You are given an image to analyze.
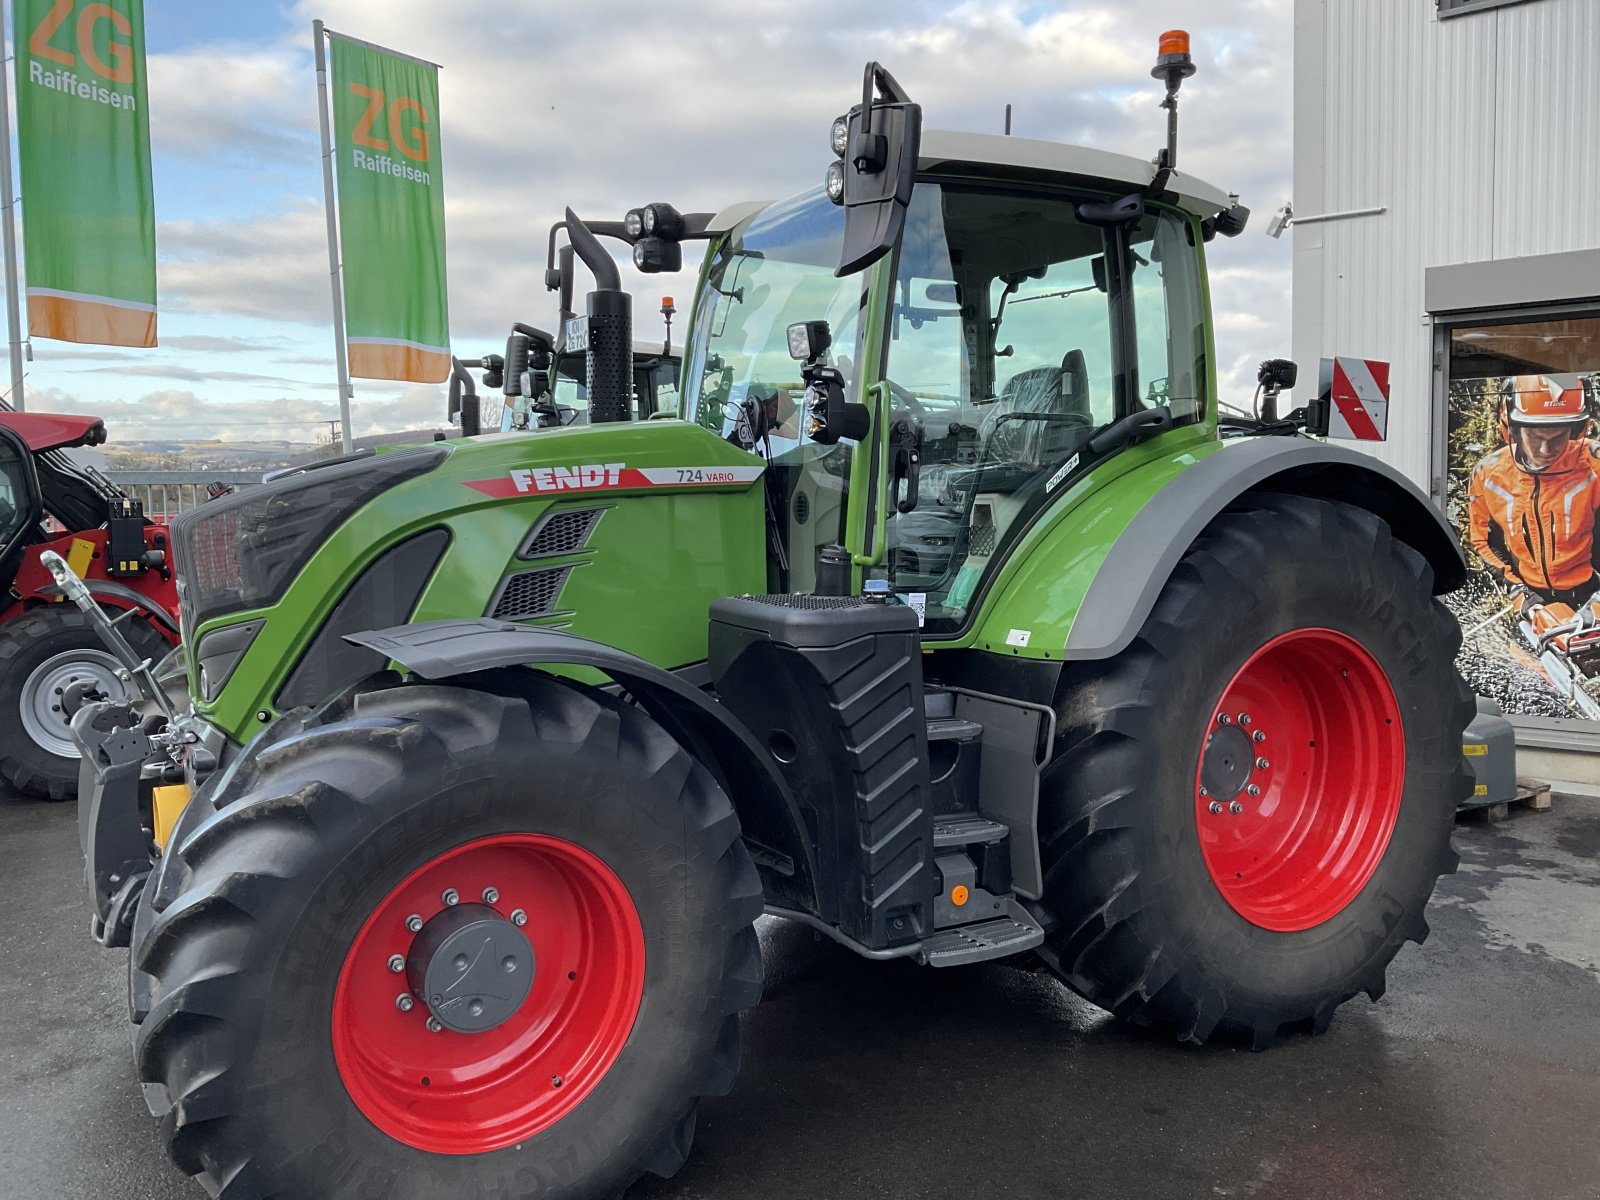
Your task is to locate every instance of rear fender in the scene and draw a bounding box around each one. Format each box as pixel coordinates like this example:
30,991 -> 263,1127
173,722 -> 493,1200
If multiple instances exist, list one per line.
972,437 -> 1464,665
345,619 -> 820,912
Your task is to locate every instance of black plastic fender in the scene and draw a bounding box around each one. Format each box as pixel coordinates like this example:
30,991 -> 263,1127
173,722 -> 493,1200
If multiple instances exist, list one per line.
1063,437 -> 1466,662
346,619 -> 820,911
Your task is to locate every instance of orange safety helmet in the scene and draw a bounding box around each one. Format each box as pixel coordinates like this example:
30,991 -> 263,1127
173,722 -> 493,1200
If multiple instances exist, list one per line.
1499,374 -> 1590,442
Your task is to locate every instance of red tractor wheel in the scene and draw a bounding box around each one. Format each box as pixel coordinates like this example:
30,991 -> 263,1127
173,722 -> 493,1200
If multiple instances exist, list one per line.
1038,494 -> 1472,1046
131,674 -> 763,1198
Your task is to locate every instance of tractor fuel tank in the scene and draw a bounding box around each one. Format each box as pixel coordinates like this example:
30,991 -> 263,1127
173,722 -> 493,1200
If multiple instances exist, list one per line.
709,594 -> 933,949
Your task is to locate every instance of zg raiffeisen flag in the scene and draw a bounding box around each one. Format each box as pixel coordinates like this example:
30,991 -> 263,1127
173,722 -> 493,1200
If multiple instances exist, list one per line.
329,34 -> 449,382
14,0 -> 156,346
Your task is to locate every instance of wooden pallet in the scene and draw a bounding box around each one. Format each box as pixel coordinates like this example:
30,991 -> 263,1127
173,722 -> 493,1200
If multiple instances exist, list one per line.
1456,777 -> 1553,824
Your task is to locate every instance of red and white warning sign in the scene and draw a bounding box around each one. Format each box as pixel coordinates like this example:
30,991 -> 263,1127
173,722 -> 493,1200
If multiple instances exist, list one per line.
1319,356 -> 1390,441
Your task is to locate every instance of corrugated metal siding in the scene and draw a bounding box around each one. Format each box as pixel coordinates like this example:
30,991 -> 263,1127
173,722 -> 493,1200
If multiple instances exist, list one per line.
1293,0 -> 1600,489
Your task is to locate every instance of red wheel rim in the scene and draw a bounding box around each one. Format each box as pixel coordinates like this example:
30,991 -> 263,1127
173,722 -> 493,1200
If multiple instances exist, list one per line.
1193,628 -> 1405,932
332,834 -> 645,1154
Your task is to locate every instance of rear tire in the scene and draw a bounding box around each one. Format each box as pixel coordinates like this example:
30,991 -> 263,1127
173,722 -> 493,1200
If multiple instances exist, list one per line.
0,607 -> 169,800
131,673 -> 763,1198
1037,494 -> 1473,1046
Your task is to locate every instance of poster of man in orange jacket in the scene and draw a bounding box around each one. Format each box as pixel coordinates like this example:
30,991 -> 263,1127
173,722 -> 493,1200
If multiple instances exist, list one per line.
1466,375 -> 1600,623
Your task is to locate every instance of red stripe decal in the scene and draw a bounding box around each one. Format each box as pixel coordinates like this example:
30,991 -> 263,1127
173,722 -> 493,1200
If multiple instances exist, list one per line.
1331,360 -> 1384,441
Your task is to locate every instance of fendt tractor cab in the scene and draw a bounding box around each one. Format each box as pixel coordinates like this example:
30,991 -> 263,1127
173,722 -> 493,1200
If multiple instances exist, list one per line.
0,408 -> 178,799
63,43 -> 1470,1200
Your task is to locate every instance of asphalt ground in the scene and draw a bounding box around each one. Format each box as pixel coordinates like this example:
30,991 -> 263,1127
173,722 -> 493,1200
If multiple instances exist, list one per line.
2,787 -> 1597,1200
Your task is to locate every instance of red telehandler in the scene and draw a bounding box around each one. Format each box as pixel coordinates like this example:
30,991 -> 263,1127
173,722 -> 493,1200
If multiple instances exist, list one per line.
0,407 -> 179,798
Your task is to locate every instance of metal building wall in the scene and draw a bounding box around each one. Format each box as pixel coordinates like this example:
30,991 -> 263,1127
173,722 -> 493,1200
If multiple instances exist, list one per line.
1292,0 -> 1600,490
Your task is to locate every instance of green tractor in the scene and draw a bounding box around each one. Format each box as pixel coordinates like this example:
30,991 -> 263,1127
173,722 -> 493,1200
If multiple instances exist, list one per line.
66,47 -> 1469,1200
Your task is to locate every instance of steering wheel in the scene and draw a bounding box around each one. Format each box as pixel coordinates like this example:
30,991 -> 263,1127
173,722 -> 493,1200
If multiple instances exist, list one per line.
886,379 -> 930,421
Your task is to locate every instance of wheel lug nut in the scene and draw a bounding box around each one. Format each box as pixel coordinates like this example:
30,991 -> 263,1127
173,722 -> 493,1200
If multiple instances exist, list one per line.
395,994 -> 414,1012
1247,784 -> 1262,797
482,887 -> 499,905
1198,786 -> 1209,797
1256,757 -> 1270,770
510,909 -> 527,926
426,1017 -> 443,1034
1229,801 -> 1244,815
387,954 -> 404,973
441,888 -> 459,907
405,914 -> 423,933
1252,730 -> 1266,743
1217,713 -> 1231,725
1237,713 -> 1252,726
1208,800 -> 1224,815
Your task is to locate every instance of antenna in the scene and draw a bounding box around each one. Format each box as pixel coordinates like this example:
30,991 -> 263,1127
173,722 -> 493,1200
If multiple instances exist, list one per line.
1004,103 -> 1012,136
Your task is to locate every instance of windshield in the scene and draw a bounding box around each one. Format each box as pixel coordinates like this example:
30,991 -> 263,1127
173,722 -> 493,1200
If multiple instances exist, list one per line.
682,189 -> 872,590
885,181 -> 1207,633
0,435 -> 32,554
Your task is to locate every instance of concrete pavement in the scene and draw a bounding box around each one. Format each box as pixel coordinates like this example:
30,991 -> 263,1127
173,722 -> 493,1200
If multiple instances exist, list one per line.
3,788 -> 1597,1200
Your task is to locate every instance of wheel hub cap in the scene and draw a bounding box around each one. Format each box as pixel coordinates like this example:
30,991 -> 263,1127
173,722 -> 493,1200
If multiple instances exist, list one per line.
19,650 -> 128,760
406,903 -> 535,1034
1199,723 -> 1254,801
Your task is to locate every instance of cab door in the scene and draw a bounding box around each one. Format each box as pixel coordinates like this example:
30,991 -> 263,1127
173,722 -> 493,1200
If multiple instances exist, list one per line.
0,426 -> 43,586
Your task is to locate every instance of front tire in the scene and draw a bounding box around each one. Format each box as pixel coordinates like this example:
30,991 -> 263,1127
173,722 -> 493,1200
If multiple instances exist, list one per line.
1037,494 -> 1473,1046
0,607 -> 169,800
132,673 -> 763,1198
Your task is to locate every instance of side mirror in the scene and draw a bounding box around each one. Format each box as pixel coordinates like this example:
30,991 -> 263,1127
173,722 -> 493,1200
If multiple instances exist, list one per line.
827,62 -> 921,278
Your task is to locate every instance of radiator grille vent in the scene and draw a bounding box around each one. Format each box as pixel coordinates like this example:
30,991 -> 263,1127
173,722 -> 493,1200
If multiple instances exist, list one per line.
489,566 -> 572,620
520,509 -> 603,559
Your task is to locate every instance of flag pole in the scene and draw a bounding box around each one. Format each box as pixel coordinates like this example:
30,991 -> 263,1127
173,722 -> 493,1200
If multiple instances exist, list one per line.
313,19 -> 354,454
0,1 -> 28,412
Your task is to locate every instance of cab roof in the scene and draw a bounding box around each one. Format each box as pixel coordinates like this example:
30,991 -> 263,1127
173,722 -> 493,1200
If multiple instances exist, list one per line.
708,129 -> 1235,233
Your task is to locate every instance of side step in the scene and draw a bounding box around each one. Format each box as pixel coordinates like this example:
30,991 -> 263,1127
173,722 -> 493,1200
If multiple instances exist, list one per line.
932,814 -> 1009,848
918,910 -> 1044,968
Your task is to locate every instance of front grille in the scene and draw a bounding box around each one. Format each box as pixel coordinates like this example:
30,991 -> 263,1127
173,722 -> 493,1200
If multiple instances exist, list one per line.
520,509 -> 603,559
489,566 -> 572,620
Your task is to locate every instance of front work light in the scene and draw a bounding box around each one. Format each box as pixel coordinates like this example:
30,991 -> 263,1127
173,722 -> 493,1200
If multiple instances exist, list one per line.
633,237 -> 682,273
787,320 -> 831,362
830,116 -> 849,157
825,159 -> 846,204
624,208 -> 645,239
640,203 -> 684,240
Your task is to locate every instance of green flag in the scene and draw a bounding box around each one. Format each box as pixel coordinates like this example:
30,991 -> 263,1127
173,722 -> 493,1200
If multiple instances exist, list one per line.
13,0 -> 156,346
328,33 -> 449,383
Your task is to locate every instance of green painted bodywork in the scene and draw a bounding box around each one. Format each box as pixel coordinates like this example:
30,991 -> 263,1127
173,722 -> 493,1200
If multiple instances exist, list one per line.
933,424 -> 1223,659
191,421 -> 766,743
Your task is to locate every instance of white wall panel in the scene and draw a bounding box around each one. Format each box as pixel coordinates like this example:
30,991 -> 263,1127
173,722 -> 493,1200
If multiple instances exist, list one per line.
1293,0 -> 1600,491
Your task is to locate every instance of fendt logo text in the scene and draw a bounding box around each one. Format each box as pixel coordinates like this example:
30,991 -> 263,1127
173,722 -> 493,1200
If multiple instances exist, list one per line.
511,464 -> 626,493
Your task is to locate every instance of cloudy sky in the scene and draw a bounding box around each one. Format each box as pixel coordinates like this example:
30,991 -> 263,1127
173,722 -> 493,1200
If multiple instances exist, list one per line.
3,0 -> 1294,444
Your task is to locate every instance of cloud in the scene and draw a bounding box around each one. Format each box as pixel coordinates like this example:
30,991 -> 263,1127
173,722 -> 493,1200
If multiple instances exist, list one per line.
20,383 -> 450,445
76,364 -> 316,386
160,335 -> 290,354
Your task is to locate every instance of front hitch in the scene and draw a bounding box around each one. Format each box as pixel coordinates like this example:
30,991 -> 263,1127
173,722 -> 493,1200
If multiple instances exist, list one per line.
72,700 -> 156,948
39,550 -> 178,947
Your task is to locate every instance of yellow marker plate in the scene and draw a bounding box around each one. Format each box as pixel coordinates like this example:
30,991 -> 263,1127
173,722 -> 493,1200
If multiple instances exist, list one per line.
152,784 -> 192,851
1462,743 -> 1488,757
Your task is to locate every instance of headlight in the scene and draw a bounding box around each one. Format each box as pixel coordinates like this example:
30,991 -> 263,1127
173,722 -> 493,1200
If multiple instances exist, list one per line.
624,208 -> 645,239
825,160 -> 846,204
171,446 -> 446,632
830,116 -> 849,157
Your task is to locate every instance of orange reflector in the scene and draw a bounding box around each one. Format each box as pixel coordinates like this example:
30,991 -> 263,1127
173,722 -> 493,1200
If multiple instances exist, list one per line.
1159,29 -> 1190,56
951,885 -> 970,907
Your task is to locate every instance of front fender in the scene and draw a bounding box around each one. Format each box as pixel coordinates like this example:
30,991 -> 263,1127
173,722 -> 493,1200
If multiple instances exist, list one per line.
970,436 -> 1464,664
347,619 -> 820,913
